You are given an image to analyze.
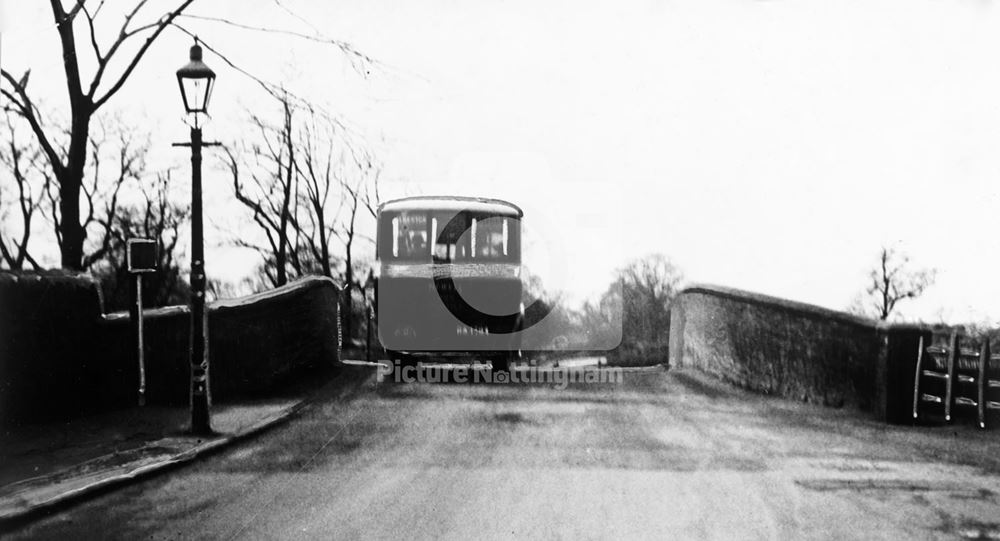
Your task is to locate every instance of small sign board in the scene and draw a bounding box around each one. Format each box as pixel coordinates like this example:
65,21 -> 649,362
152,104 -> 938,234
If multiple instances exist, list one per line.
127,239 -> 157,274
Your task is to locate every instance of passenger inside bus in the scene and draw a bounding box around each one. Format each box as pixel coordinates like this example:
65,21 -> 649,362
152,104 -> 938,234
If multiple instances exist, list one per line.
409,231 -> 427,255
394,220 -> 429,259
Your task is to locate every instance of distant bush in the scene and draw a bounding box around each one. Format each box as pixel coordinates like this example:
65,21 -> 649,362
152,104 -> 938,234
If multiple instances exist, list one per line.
606,342 -> 669,367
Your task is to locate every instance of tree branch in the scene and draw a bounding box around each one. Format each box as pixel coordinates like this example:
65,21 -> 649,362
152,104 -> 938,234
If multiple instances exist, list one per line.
176,13 -> 379,71
81,1 -> 105,65
93,0 -> 196,110
1,71 -> 65,175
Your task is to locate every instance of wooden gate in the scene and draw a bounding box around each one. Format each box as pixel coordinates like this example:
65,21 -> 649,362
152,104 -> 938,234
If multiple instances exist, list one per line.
913,330 -> 1000,429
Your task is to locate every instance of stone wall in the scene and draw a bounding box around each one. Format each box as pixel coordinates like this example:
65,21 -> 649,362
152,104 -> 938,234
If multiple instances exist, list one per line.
99,276 -> 342,405
0,272 -> 105,422
1,272 -> 341,423
669,284 -> 928,419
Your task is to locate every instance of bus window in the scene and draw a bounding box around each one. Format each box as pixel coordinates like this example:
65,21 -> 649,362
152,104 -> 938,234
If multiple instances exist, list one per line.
396,212 -> 428,259
475,216 -> 507,259
432,213 -> 470,262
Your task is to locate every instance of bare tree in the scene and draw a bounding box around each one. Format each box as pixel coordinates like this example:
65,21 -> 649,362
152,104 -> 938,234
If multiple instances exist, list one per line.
580,285 -> 622,349
285,100 -> 382,296
295,111 -> 337,279
0,111 -> 48,270
330,146 -> 380,343
519,270 -> 579,349
226,94 -> 305,287
287,114 -> 380,343
94,171 -> 191,310
0,1 -> 374,270
0,108 -> 141,271
227,92 -> 302,287
226,92 -> 380,341
77,119 -> 146,270
1,1 -> 195,269
864,246 -> 936,321
617,254 -> 683,344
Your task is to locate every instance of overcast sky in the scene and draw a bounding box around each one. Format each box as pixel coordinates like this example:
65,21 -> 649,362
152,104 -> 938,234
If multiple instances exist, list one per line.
3,0 -> 1000,323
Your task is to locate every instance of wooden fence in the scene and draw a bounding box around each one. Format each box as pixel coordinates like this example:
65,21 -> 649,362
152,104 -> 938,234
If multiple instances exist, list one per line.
913,330 -> 1000,429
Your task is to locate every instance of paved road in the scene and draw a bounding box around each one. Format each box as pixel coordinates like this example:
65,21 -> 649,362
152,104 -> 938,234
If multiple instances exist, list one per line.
9,366 -> 1000,540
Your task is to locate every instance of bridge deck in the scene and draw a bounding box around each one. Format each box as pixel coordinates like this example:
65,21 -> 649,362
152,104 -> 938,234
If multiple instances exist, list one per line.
9,366 -> 1000,539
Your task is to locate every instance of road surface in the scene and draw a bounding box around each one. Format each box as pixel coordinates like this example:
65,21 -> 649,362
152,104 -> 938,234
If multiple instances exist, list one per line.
8,366 -> 1000,540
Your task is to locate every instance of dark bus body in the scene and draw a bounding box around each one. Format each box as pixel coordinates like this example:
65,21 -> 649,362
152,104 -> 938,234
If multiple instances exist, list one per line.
376,196 -> 523,371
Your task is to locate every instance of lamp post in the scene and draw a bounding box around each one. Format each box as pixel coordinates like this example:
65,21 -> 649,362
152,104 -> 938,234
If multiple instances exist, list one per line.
175,38 -> 217,435
364,269 -> 376,363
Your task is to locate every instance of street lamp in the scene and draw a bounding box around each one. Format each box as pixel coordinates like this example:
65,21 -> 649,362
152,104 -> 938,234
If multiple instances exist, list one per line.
175,38 -> 217,435
176,38 -> 215,123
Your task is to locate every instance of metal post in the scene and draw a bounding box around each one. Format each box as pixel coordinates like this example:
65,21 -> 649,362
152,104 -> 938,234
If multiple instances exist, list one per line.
912,335 -> 924,422
366,298 -> 373,363
979,342 -> 989,430
136,273 -> 146,406
365,269 -> 375,363
944,331 -> 958,423
189,126 -> 211,434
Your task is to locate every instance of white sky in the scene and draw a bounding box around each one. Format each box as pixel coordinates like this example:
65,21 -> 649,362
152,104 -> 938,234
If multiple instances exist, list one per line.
2,0 -> 1000,323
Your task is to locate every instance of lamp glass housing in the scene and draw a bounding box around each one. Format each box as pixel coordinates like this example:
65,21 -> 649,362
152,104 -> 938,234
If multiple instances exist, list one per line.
176,42 -> 216,116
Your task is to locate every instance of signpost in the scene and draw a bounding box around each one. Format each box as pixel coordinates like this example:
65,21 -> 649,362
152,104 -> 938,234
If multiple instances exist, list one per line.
365,269 -> 376,363
127,238 -> 157,406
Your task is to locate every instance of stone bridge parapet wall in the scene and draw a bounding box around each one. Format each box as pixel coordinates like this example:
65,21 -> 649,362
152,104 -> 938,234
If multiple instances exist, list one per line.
669,284 -> 926,422
1,272 -> 341,424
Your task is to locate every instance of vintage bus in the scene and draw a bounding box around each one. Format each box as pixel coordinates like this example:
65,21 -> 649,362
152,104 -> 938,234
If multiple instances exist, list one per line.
375,196 -> 524,372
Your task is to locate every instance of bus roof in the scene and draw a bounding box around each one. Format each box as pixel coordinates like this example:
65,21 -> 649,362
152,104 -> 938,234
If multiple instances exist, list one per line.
378,196 -> 523,218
